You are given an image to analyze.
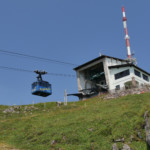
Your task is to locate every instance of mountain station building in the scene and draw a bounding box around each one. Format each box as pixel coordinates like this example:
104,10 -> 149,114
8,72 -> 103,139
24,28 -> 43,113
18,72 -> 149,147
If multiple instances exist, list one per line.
68,55 -> 150,100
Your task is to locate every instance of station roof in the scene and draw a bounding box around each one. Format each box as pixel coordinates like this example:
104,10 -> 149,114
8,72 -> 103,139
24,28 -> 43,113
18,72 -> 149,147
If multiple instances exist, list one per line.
74,55 -> 128,70
109,64 -> 150,76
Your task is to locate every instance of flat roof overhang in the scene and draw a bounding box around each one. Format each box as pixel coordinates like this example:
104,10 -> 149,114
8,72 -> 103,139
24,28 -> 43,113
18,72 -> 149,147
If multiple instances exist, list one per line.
74,55 -> 128,71
109,64 -> 150,76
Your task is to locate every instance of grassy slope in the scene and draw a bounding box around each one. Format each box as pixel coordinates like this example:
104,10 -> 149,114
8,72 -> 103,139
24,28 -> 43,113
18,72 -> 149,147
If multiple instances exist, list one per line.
0,93 -> 150,150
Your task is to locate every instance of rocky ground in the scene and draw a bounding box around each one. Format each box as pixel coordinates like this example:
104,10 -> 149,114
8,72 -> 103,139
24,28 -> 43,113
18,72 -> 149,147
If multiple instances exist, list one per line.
104,85 -> 150,100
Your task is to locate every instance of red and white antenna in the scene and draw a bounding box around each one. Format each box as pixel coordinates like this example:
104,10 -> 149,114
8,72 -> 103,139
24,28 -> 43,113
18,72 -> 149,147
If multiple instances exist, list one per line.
122,6 -> 132,59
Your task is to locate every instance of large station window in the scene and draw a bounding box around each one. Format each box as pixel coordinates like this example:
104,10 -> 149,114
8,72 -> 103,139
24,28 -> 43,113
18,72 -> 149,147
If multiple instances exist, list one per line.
82,62 -> 107,91
143,74 -> 149,82
134,69 -> 141,77
115,69 -> 130,80
84,62 -> 106,83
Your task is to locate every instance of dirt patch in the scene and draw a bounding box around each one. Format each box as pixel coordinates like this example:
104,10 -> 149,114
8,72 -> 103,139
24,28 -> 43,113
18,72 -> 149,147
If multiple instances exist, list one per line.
0,143 -> 19,150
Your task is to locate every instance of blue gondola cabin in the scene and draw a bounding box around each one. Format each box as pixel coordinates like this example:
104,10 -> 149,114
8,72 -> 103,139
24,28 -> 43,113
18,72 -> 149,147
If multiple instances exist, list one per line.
32,81 -> 52,97
32,70 -> 52,97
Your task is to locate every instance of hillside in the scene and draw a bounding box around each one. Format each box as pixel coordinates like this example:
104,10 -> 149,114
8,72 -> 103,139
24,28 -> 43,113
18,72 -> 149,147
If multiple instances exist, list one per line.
0,93 -> 150,150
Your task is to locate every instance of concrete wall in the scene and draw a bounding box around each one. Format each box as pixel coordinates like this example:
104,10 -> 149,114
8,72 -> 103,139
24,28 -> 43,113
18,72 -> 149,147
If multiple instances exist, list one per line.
109,66 -> 133,90
130,67 -> 150,85
106,57 -> 127,66
104,58 -> 128,90
108,66 -> 150,91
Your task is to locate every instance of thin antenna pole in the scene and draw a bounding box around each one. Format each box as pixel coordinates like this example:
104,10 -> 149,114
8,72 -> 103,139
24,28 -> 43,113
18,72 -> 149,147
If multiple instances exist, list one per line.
122,6 -> 131,59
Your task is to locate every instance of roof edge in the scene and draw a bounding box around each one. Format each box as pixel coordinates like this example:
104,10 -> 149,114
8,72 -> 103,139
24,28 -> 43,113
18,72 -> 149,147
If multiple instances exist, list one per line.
109,64 -> 150,76
74,55 -> 128,71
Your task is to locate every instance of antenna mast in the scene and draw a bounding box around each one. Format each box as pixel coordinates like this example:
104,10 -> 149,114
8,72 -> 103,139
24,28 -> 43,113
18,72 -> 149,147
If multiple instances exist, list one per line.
122,6 -> 137,64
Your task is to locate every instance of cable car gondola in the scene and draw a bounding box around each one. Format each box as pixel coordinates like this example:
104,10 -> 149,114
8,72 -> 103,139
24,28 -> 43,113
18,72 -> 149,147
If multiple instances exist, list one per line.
32,70 -> 52,97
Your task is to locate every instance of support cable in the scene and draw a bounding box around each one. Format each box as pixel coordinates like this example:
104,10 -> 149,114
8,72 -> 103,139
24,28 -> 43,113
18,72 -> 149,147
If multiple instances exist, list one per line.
0,49 -> 77,66
0,65 -> 75,77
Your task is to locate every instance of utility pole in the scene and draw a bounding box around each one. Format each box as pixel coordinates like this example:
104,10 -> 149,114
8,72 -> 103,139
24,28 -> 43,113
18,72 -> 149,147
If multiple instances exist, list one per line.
64,89 -> 67,106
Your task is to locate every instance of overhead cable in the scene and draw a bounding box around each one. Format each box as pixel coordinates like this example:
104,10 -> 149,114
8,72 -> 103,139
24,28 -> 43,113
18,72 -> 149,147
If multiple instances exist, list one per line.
0,65 -> 75,77
0,49 -> 77,66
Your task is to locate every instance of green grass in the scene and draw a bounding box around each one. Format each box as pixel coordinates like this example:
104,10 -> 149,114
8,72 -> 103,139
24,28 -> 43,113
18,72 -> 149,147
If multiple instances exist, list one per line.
0,93 -> 150,150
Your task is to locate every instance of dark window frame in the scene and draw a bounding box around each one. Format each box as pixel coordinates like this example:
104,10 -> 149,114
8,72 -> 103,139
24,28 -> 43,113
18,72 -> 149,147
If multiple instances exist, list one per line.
134,69 -> 141,77
115,85 -> 120,90
143,74 -> 149,82
115,69 -> 130,80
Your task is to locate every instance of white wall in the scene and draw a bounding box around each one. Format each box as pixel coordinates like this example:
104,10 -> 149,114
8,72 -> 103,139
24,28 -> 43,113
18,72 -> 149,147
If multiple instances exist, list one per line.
76,71 -> 85,92
108,66 -> 150,91
104,58 -> 128,90
130,67 -> 150,85
108,66 -> 132,90
106,58 -> 127,66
